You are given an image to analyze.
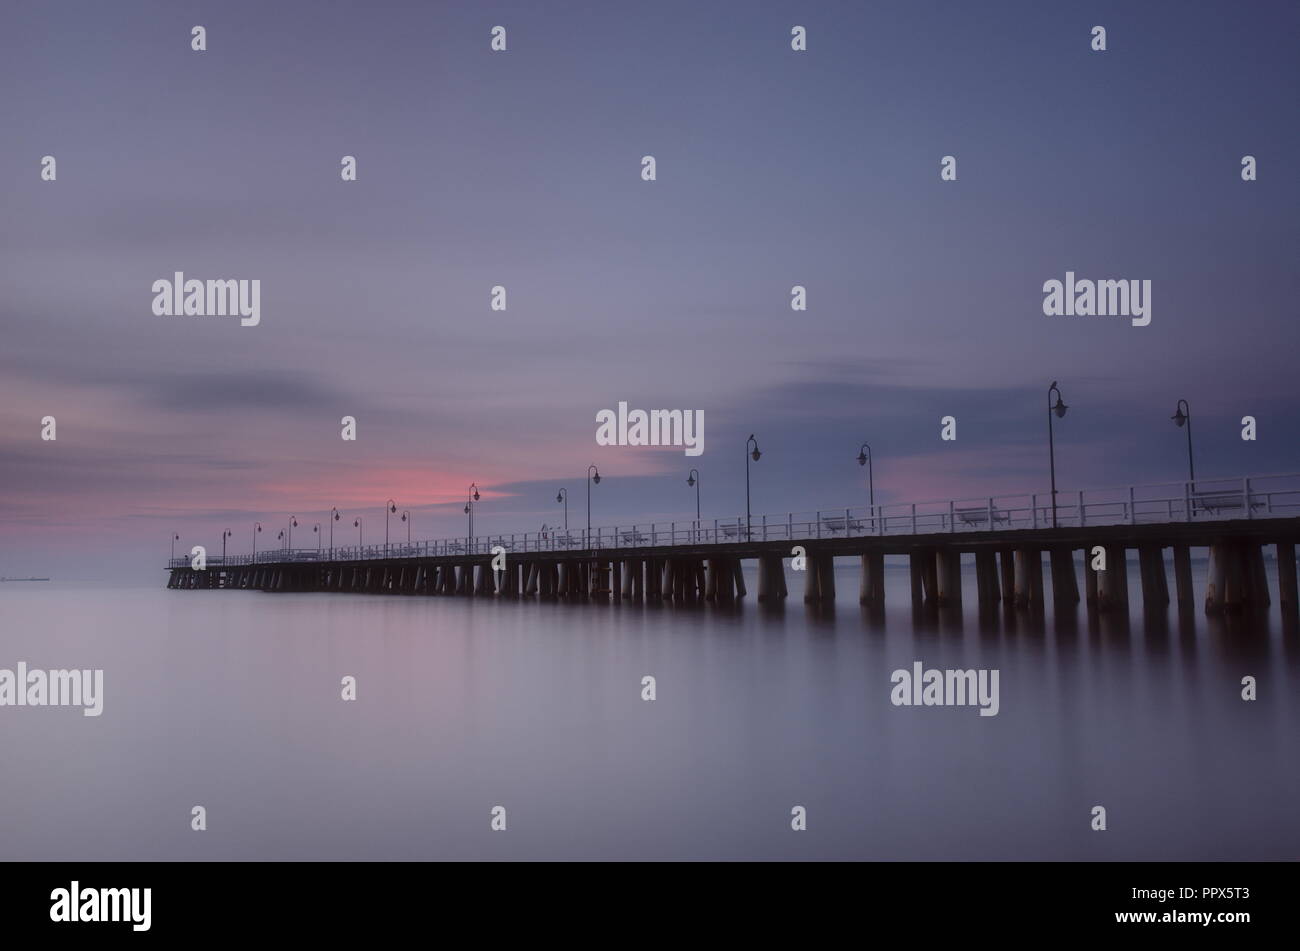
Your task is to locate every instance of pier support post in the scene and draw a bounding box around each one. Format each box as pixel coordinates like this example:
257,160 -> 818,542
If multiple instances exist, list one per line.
1098,545 -> 1129,613
803,552 -> 821,603
975,551 -> 998,608
909,552 -> 925,604
1050,548 -> 1080,606
1137,545 -> 1169,609
1277,542 -> 1298,616
1013,550 -> 1035,608
859,552 -> 885,606
935,550 -> 961,607
999,551 -> 1015,608
1246,544 -> 1271,609
1173,545 -> 1194,608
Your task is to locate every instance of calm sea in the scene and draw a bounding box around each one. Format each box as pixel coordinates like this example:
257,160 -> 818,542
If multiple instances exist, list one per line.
2,558 -> 1297,860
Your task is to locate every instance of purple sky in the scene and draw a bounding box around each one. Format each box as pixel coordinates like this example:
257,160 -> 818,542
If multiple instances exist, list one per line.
1,0 -> 1297,579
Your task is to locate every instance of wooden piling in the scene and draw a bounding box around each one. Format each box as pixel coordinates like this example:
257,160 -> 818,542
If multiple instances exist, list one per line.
1098,545 -> 1128,613
1049,548 -> 1079,606
1172,545 -> 1193,607
1277,543 -> 1298,614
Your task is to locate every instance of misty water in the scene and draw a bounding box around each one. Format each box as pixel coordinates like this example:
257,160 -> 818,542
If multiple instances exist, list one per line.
2,557 -> 1297,860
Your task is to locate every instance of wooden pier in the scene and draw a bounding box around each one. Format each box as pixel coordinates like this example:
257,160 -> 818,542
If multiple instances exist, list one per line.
167,473 -> 1300,619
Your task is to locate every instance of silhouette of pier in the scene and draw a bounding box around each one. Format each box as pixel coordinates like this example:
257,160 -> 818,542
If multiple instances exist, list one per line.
166,473 -> 1300,618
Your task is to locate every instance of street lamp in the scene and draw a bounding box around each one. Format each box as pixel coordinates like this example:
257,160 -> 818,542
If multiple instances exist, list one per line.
856,442 -> 875,511
687,468 -> 700,520
313,524 -> 321,554
385,499 -> 396,556
1171,399 -> 1195,486
221,529 -> 232,565
465,483 -> 480,547
252,522 -> 262,563
1047,381 -> 1068,528
170,532 -> 180,563
555,488 -> 568,531
353,517 -> 363,550
401,510 -> 410,546
745,435 -> 761,539
287,516 -> 299,551
587,465 -> 600,546
330,508 -> 340,555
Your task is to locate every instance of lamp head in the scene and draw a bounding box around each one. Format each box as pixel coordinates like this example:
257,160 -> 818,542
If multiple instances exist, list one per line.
333,511 -> 340,521
1172,407 -> 1187,427
856,450 -> 867,466
751,447 -> 761,462
556,491 -> 563,503
464,503 -> 471,515
473,489 -> 480,501
592,471 -> 601,485
389,502 -> 396,514
687,473 -> 695,487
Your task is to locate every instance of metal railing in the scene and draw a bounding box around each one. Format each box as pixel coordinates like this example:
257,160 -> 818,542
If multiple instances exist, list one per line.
168,472 -> 1300,568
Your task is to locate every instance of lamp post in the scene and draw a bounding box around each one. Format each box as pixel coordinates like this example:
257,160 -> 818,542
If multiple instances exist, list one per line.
401,511 -> 410,547
1047,381 -> 1068,529
330,508 -> 340,556
555,488 -> 568,531
586,465 -> 600,547
252,522 -> 262,563
313,524 -> 321,554
465,483 -> 480,549
384,500 -> 396,556
1171,399 -> 1195,487
221,529 -> 232,565
855,442 -> 875,511
287,516 -> 299,551
353,517 -> 363,551
687,469 -> 700,520
745,435 -> 761,539
171,532 -> 180,563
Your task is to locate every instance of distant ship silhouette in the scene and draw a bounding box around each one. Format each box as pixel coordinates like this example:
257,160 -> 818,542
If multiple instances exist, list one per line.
0,577 -> 50,582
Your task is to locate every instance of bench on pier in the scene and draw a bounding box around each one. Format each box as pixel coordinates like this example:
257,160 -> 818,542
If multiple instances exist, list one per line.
1192,492 -> 1266,516
820,516 -> 866,534
620,532 -> 648,545
955,506 -> 1011,527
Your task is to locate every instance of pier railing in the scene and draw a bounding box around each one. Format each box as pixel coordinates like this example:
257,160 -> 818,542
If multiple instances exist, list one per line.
170,472 -> 1300,568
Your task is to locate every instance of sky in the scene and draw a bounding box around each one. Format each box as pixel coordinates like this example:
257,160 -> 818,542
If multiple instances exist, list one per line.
1,0 -> 1297,580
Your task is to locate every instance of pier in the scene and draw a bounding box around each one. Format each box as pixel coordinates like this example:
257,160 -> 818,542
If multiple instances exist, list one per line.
166,473 -> 1300,618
